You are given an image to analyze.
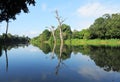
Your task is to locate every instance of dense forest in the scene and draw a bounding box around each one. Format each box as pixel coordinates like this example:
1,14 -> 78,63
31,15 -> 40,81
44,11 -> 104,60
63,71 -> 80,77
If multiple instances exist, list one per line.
31,24 -> 72,43
31,13 -> 120,44
0,33 -> 30,44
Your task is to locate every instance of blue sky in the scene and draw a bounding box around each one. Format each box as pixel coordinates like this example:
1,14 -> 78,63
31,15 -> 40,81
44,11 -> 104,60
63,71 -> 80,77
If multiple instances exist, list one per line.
0,0 -> 120,38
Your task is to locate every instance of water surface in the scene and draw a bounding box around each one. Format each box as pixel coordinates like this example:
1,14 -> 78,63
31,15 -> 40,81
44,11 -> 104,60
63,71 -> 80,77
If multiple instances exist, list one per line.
0,44 -> 120,82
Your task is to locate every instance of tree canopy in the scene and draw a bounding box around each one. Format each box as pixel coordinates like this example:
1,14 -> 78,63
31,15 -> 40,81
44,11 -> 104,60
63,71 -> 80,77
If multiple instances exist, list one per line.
71,13 -> 120,39
0,0 -> 35,22
89,13 -> 120,39
55,24 -> 72,40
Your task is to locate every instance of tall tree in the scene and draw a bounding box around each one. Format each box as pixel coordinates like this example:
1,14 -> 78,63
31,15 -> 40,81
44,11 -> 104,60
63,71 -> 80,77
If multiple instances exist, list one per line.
55,10 -> 65,44
0,0 -> 35,35
89,13 -> 120,39
51,26 -> 56,43
61,24 -> 72,40
40,29 -> 51,42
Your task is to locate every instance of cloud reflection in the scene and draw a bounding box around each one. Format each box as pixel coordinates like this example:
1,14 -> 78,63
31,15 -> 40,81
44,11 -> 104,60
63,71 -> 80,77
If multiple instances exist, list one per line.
78,65 -> 110,81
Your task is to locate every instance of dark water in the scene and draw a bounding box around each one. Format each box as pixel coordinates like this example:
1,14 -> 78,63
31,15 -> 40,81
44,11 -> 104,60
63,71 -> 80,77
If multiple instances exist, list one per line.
0,44 -> 120,82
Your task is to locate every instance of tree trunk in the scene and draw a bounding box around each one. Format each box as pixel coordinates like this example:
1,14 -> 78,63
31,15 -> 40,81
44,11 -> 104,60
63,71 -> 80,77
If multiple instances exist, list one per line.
53,31 -> 56,44
55,10 -> 64,44
59,26 -> 63,44
51,26 -> 56,44
6,21 -> 9,35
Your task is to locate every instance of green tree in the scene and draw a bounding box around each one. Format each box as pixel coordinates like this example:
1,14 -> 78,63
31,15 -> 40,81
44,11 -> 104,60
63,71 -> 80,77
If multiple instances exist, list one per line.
83,29 -> 90,39
72,30 -> 80,39
39,29 -> 51,42
54,24 -> 72,41
89,13 -> 120,39
78,29 -> 91,39
0,0 -> 35,35
61,24 -> 72,40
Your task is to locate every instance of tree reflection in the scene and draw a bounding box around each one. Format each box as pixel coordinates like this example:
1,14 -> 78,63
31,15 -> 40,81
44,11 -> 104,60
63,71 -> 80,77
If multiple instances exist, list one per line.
77,45 -> 120,72
51,41 -> 56,59
55,43 -> 72,75
0,44 -> 29,72
33,42 -> 72,75
33,43 -> 51,54
36,43 -> 120,72
55,42 -> 63,75
0,45 -> 2,57
4,46 -> 8,72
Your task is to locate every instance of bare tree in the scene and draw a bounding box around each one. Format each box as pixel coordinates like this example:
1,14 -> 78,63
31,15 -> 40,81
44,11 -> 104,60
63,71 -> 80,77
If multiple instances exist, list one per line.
49,26 -> 56,43
47,26 -> 56,59
46,26 -> 56,43
51,26 -> 56,44
55,10 -> 65,44
50,26 -> 56,59
6,21 -> 9,35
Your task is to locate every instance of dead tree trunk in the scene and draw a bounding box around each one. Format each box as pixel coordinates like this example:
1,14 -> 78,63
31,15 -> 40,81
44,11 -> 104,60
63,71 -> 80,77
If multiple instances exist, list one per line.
51,26 -> 56,44
6,21 -> 9,35
54,10 -> 66,75
55,10 -> 65,44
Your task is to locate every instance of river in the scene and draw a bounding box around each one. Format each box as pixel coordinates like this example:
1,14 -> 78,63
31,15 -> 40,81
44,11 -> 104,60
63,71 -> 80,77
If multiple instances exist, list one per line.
0,44 -> 120,82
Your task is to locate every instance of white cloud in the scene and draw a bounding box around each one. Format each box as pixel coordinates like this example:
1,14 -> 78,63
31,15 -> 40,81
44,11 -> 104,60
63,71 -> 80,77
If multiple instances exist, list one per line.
75,2 -> 120,30
41,3 -> 47,11
21,31 -> 40,38
76,20 -> 94,30
77,2 -> 101,17
28,31 -> 40,37
77,2 -> 120,17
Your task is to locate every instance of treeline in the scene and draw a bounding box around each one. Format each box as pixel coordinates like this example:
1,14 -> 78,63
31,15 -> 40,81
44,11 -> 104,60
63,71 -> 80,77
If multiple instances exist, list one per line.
0,33 -> 30,44
73,13 -> 120,39
31,13 -> 120,43
31,24 -> 72,43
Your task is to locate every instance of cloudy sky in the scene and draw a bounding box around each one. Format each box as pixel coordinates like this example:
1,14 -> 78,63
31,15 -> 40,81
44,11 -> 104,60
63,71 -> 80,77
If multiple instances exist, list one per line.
0,0 -> 120,38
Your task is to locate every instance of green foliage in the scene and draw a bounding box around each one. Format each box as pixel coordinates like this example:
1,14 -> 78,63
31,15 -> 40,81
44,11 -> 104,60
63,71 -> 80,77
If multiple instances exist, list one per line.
31,41 -> 120,72
89,13 -> 120,39
39,29 -> 51,42
31,24 -> 72,44
65,39 -> 120,46
72,30 -> 80,39
55,24 -> 72,40
31,13 -> 120,45
72,29 -> 90,39
0,33 -> 30,44
82,29 -> 90,39
54,45 -> 72,60
32,42 -> 72,60
62,24 -> 72,40
31,29 -> 51,43
30,36 -> 40,45
0,0 -> 35,22
79,46 -> 120,72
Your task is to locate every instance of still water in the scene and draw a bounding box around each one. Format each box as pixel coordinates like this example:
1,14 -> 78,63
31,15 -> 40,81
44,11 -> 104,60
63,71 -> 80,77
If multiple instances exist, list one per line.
0,44 -> 120,82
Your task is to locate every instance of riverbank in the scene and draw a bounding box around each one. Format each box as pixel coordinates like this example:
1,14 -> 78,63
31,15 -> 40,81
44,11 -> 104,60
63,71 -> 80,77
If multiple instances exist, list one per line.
65,39 -> 120,46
